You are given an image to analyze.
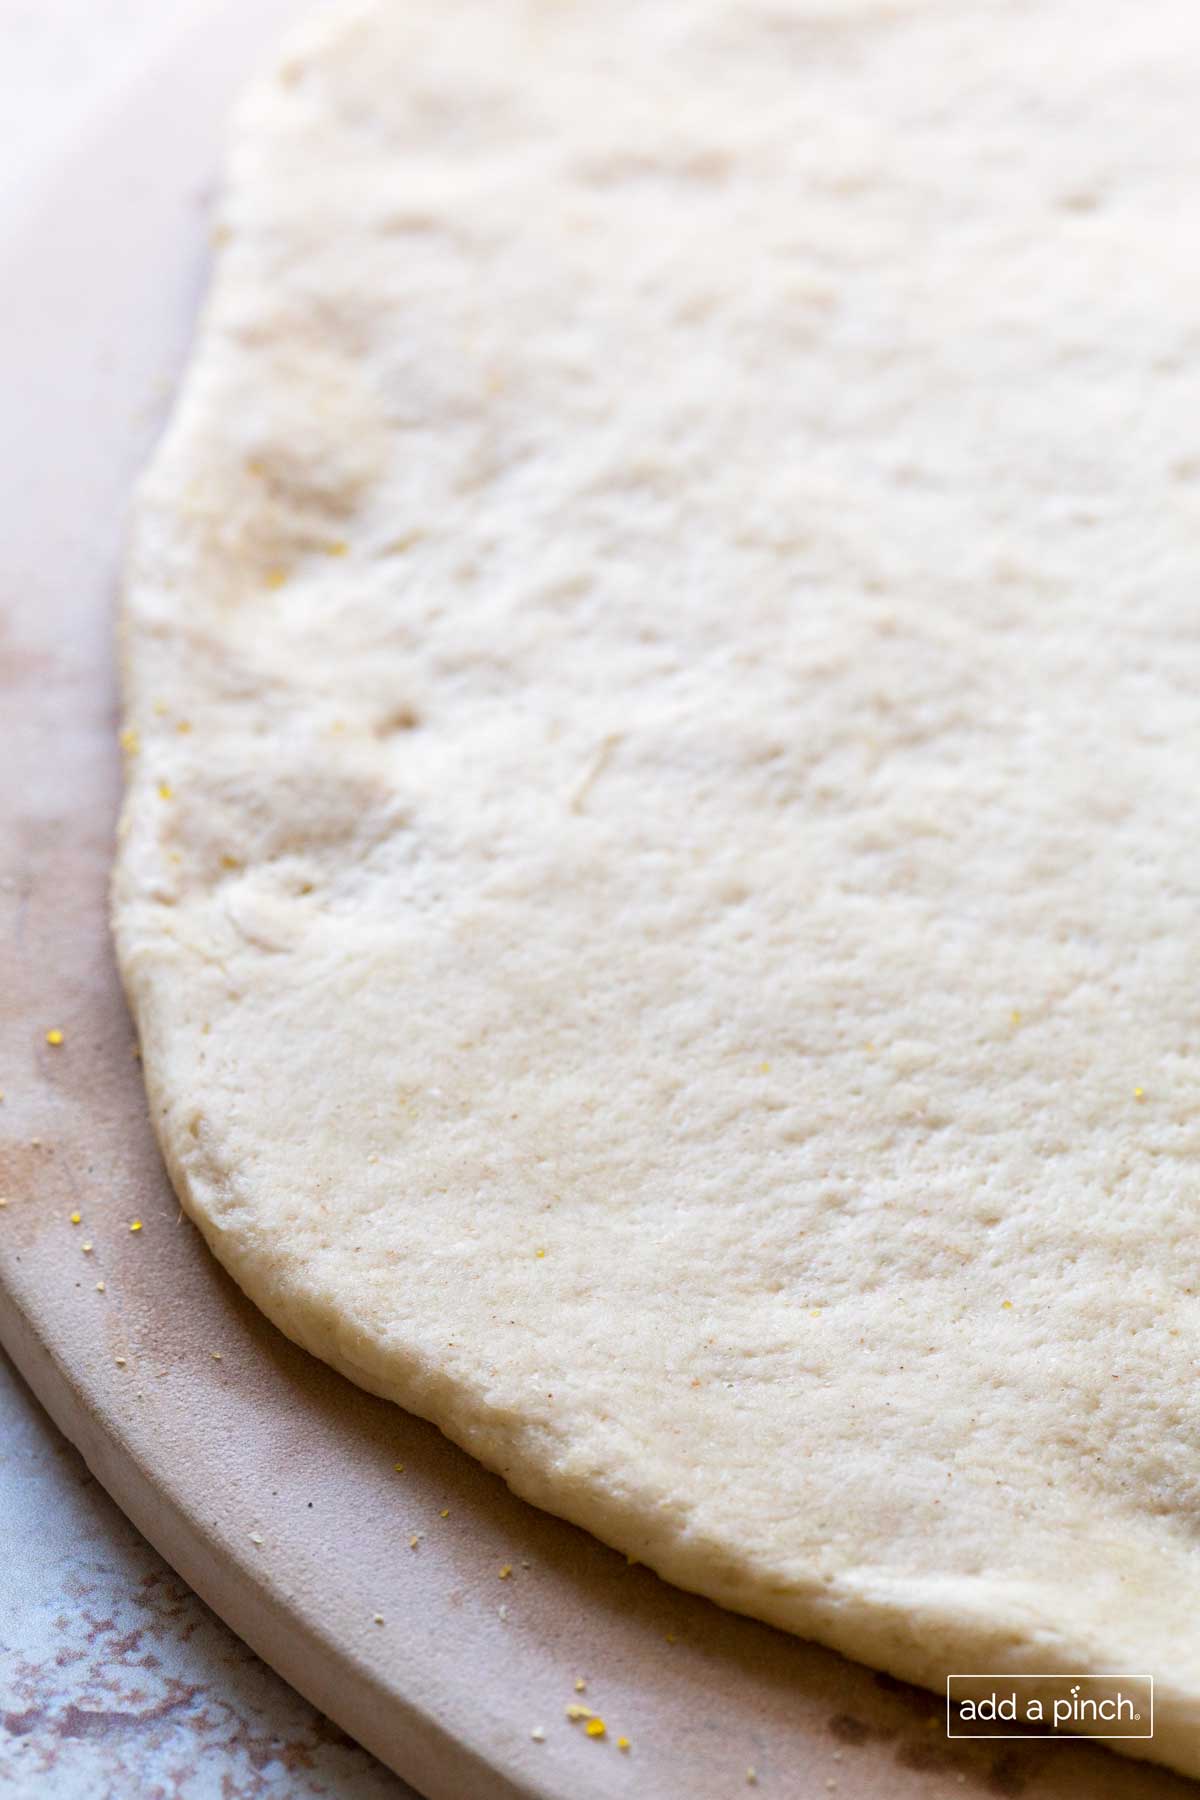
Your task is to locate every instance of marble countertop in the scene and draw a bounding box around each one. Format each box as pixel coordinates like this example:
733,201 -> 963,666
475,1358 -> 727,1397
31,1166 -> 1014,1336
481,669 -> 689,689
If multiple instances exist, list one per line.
0,1352 -> 413,1799
0,4 -> 416,1794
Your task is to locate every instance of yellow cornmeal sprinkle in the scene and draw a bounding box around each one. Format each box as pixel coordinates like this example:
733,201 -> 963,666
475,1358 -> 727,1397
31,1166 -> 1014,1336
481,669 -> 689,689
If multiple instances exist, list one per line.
1001,1299 -> 1013,1310
585,1719 -> 606,1739
130,1220 -> 144,1233
157,781 -> 173,801
118,727 -> 140,755
498,1564 -> 512,1579
322,539 -> 349,556
46,1029 -> 64,1046
535,1248 -> 546,1259
69,1211 -> 81,1225
394,1462 -> 405,1473
1010,1009 -> 1021,1025
264,566 -> 289,589
617,1736 -> 631,1753
565,1705 -> 593,1722
95,1281 -> 105,1293
439,1508 -> 450,1518
1134,1086 -> 1146,1101
409,1535 -> 420,1549
574,1678 -> 587,1693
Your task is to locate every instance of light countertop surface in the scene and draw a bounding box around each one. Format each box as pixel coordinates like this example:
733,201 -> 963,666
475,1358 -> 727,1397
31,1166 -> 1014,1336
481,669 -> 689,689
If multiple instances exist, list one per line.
0,1350 -> 412,1799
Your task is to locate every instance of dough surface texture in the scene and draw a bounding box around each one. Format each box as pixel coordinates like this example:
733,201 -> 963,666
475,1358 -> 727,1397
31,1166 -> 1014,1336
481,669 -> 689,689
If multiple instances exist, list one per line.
115,0 -> 1200,1772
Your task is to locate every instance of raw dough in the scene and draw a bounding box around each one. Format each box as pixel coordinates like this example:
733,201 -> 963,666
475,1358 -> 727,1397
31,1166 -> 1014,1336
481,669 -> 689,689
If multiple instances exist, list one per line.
114,0 -> 1200,1774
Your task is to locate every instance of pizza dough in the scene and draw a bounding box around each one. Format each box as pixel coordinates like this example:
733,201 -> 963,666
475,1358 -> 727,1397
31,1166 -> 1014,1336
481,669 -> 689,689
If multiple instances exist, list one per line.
114,0 -> 1200,1775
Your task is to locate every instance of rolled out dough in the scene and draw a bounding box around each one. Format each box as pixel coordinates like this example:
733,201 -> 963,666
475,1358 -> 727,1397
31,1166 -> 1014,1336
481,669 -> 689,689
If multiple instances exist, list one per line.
115,0 -> 1200,1774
